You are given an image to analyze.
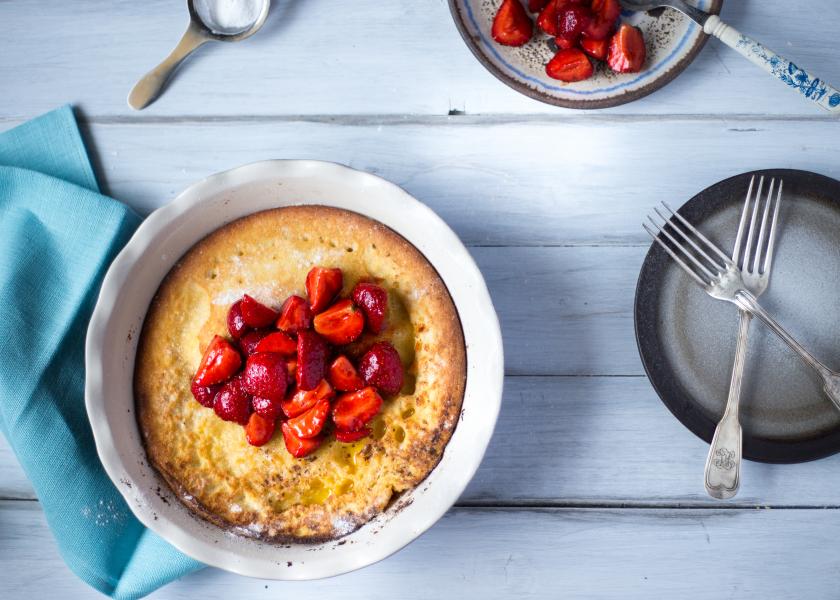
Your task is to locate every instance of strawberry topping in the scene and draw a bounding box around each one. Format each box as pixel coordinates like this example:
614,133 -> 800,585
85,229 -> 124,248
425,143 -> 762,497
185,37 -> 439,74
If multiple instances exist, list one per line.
245,412 -> 276,447
328,355 -> 365,392
213,376 -> 251,425
358,341 -> 404,396
313,299 -> 365,345
352,282 -> 388,333
306,266 -> 343,313
254,331 -> 297,356
281,380 -> 335,419
281,422 -> 322,458
492,0 -> 533,47
242,352 -> 289,402
227,300 -> 249,339
240,294 -> 278,328
335,427 -> 371,443
276,295 -> 313,334
332,387 -> 383,433
286,399 -> 330,439
296,330 -> 328,391
193,335 -> 242,387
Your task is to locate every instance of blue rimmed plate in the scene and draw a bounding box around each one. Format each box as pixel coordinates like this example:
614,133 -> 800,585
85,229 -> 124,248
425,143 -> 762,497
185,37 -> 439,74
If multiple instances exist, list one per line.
448,0 -> 722,109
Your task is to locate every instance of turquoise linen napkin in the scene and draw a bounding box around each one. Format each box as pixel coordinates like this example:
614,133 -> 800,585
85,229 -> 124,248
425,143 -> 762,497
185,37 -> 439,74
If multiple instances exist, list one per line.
0,106 -> 203,598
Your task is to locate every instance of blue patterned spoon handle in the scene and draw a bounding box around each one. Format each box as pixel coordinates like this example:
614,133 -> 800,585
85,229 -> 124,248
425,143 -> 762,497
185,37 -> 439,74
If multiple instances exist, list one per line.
704,15 -> 840,113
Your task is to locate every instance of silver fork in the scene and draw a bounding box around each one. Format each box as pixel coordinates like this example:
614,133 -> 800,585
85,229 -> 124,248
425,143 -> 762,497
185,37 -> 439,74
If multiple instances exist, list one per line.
643,195 -> 840,417
704,176 -> 779,500
620,0 -> 840,114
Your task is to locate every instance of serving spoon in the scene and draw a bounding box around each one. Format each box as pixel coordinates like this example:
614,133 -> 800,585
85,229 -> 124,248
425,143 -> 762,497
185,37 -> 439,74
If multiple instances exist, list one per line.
128,0 -> 270,110
621,0 -> 840,113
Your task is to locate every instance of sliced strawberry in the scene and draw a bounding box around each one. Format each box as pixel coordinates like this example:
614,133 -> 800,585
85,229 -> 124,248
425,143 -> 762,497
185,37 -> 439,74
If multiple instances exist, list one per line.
213,376 -> 251,425
537,0 -> 562,36
238,329 -> 269,356
194,335 -> 242,386
554,34 -> 577,50
607,23 -> 646,73
528,0 -> 550,12
546,48 -> 593,81
254,331 -> 297,356
252,395 -> 282,420
583,0 -> 620,40
190,379 -> 221,408
328,355 -> 365,392
296,330 -> 328,391
351,282 -> 388,333
281,379 -> 335,418
335,427 -> 371,443
287,399 -> 330,439
313,299 -> 365,345
281,422 -> 322,458
286,358 -> 297,380
242,352 -> 288,402
240,294 -> 278,328
580,35 -> 609,60
557,5 -> 591,39
276,295 -> 313,334
358,341 -> 404,396
227,300 -> 249,339
245,412 -> 276,447
306,267 -> 343,313
332,387 -> 383,432
492,0 -> 533,47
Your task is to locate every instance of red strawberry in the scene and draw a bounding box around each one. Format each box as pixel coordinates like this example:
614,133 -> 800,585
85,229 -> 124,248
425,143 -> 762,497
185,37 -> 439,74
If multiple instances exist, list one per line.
554,35 -> 577,50
607,23 -> 646,73
254,331 -> 297,356
242,352 -> 288,402
276,295 -> 313,334
313,299 -> 365,345
583,0 -> 620,40
227,300 -> 249,339
252,395 -> 282,420
245,412 -> 276,447
190,379 -> 221,408
281,422 -> 322,458
546,48 -> 593,81
580,35 -> 609,60
335,427 -> 371,443
296,331 -> 328,391
240,294 -> 278,328
194,335 -> 242,386
281,379 -> 335,418
528,0 -> 550,12
213,376 -> 251,425
351,282 -> 388,333
537,0 -> 561,36
557,5 -> 591,39
286,358 -> 297,380
328,355 -> 365,392
358,341 -> 404,396
306,267 -> 343,313
238,329 -> 269,356
287,399 -> 330,439
491,0 -> 533,47
332,387 -> 383,432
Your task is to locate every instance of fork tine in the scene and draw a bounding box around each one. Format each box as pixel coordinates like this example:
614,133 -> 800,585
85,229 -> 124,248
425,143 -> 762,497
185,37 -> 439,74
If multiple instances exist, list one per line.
753,178 -> 775,273
661,202 -> 731,267
742,176 -> 765,273
763,179 -> 783,274
643,222 -> 709,287
652,207 -> 724,273
647,214 -> 717,280
732,175 -> 756,266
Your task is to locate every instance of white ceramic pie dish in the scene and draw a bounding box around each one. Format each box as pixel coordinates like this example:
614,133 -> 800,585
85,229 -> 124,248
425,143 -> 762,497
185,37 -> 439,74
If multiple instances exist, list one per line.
85,160 -> 503,580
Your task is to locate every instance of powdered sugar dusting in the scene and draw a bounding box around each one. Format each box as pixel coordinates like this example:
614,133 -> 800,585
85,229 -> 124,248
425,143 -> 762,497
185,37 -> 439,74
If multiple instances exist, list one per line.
332,516 -> 356,537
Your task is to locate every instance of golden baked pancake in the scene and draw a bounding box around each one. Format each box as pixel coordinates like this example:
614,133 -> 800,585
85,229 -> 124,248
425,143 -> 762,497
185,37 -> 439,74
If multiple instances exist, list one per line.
135,205 -> 466,541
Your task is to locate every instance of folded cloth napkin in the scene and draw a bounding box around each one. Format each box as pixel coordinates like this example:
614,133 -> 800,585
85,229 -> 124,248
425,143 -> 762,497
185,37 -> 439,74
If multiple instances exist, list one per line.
0,106 -> 203,599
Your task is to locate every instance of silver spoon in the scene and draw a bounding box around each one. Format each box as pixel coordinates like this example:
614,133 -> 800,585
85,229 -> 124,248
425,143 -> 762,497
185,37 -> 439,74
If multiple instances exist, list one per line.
128,0 -> 270,110
621,0 -> 840,113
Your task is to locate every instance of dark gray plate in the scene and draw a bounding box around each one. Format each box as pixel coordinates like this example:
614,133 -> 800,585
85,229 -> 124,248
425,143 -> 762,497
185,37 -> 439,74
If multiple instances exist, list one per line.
636,169 -> 840,463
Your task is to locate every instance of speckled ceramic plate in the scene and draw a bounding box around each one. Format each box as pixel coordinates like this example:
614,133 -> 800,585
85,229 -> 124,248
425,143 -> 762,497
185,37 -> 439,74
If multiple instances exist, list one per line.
449,0 -> 722,109
636,170 -> 840,463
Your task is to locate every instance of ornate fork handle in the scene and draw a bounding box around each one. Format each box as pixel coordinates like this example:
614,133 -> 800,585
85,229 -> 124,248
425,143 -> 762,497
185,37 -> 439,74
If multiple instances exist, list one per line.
704,310 -> 749,499
735,291 -> 840,408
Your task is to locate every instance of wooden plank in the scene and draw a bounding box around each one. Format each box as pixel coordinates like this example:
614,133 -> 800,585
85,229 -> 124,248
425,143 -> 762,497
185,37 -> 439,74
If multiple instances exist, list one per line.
1,1 -> 840,119
5,118 -> 831,247
6,376 -> 840,505
3,500 -> 840,599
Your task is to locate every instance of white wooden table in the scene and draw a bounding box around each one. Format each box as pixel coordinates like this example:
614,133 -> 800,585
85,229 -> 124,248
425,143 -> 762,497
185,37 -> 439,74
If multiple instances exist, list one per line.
3,1 -> 840,597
